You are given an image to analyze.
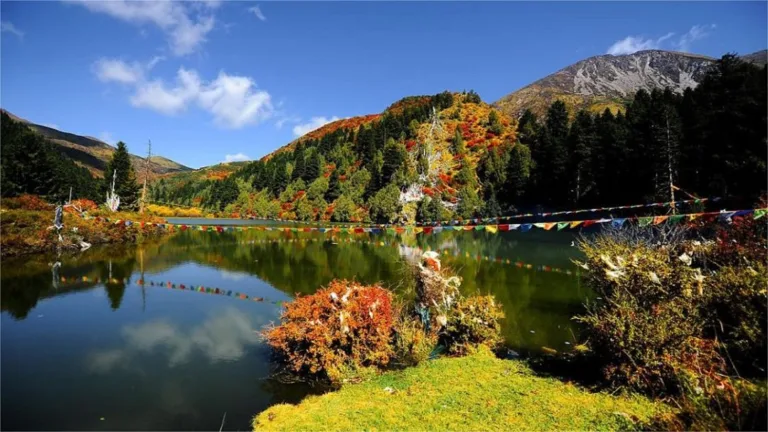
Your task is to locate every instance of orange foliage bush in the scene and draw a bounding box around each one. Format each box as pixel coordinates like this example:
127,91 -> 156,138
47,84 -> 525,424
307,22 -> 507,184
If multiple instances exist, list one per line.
65,199 -> 98,213
264,280 -> 395,383
2,194 -> 55,211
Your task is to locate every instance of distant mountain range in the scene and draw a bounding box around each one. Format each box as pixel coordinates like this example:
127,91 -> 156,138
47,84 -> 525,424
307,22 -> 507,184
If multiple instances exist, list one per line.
0,109 -> 191,179
494,49 -> 767,118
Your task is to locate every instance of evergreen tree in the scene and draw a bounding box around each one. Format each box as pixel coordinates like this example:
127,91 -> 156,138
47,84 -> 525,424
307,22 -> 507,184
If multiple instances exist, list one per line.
104,141 -> 140,210
482,188 -> 502,217
368,183 -> 402,223
303,150 -> 322,182
533,101 -> 569,206
292,147 -> 306,181
382,139 -> 406,183
506,143 -> 532,203
271,163 -> 289,196
517,109 -> 539,147
0,113 -> 100,202
326,168 -> 342,202
487,110 -> 503,135
464,90 -> 482,104
452,127 -> 466,155
566,110 -> 596,205
456,186 -> 482,218
592,109 -> 628,204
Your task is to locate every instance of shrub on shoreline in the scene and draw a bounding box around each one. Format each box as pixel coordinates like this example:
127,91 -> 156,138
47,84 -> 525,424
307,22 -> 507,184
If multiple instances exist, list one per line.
574,223 -> 767,430
264,280 -> 396,384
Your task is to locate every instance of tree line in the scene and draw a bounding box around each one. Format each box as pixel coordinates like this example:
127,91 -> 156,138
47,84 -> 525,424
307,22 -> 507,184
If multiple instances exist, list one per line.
477,54 -> 766,215
1,111 -> 142,210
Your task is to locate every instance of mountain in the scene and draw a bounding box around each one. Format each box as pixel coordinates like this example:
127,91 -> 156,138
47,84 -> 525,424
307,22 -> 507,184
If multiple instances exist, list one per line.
742,49 -> 768,66
0,109 -> 191,179
152,90 -> 524,220
494,49 -> 766,118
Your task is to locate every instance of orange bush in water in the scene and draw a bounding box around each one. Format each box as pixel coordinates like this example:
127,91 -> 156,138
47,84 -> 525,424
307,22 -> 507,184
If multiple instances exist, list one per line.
264,280 -> 395,383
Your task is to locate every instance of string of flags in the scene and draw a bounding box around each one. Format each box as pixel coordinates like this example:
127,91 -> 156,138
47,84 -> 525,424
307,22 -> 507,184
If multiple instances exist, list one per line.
416,197 -> 718,226
136,279 -> 286,305
165,208 -> 766,235
69,206 -> 766,237
53,275 -> 286,305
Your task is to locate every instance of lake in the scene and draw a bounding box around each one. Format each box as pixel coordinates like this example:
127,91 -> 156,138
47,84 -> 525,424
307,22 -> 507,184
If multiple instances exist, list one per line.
1,227 -> 589,431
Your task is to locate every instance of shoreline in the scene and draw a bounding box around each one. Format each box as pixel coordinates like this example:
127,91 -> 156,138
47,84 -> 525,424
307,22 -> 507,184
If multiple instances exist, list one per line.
0,209 -> 172,258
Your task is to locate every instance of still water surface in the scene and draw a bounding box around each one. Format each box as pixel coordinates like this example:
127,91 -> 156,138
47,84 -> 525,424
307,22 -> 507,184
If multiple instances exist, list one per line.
2,227 -> 589,430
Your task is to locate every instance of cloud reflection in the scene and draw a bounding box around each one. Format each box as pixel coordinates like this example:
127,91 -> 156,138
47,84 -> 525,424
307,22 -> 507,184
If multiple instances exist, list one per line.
88,307 -> 260,373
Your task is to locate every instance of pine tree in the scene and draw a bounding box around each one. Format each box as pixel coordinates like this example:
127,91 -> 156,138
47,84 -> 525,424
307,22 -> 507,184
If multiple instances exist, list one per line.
382,139 -> 406,183
326,168 -> 342,202
453,127 -> 465,155
487,110 -> 503,135
592,109 -> 627,204
517,109 -> 539,147
533,101 -> 569,206
456,186 -> 482,219
104,141 -> 140,210
506,143 -> 531,203
303,150 -> 322,182
567,110 -> 596,205
271,163 -> 289,196
292,147 -> 306,181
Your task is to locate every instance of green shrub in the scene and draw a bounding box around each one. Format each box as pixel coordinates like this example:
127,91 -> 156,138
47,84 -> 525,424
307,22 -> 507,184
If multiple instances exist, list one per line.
703,263 -> 767,376
575,224 -> 768,430
392,317 -> 436,367
441,295 -> 504,355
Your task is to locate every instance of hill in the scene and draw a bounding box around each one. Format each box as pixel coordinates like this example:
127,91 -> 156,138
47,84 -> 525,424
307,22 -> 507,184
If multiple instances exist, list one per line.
494,49 -> 766,118
153,90 -> 523,220
0,109 -> 191,179
151,54 -> 766,222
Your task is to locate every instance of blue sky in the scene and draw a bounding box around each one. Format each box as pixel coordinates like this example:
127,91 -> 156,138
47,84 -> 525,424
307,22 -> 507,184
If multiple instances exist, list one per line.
2,1 -> 765,168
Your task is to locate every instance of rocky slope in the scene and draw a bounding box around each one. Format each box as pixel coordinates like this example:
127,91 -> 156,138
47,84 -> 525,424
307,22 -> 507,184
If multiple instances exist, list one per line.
0,109 -> 191,179
494,49 -> 765,118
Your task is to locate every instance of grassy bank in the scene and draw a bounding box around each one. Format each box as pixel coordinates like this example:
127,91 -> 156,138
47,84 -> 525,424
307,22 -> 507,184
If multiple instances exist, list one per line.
0,208 -> 170,258
253,348 -> 667,431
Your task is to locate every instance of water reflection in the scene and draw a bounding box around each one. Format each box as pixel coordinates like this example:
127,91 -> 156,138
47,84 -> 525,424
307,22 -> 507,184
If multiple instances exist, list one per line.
2,229 -> 588,351
2,228 -> 590,431
89,307 -> 261,371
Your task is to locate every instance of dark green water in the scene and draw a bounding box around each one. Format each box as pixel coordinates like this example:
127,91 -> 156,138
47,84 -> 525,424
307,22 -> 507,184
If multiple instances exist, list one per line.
1,227 -> 589,431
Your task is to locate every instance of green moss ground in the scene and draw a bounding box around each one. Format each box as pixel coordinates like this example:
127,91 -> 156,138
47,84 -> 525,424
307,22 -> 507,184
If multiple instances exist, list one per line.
253,348 -> 668,431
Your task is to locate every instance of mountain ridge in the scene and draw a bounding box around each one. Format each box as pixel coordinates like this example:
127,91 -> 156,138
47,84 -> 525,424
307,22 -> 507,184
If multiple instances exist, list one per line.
494,49 -> 766,118
0,109 -> 192,179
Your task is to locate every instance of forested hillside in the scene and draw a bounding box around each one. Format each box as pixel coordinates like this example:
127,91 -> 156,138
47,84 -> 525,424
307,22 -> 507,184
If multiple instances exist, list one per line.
151,55 -> 766,223
1,112 -> 101,202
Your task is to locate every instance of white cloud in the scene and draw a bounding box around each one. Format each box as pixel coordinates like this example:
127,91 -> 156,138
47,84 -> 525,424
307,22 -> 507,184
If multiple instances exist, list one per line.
93,58 -> 145,84
248,5 -> 266,21
1,21 -> 24,39
293,116 -> 341,137
607,25 -> 716,55
224,153 -> 250,163
99,132 -> 115,145
95,58 -> 274,129
676,24 -> 715,52
275,115 -> 301,129
68,0 -> 216,56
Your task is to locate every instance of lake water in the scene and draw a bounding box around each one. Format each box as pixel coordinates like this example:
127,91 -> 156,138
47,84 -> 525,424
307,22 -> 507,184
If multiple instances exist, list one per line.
1,227 -> 589,431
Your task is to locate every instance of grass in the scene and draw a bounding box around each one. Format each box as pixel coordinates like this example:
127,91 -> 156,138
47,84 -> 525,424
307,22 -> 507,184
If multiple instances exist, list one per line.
252,348 -> 668,431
